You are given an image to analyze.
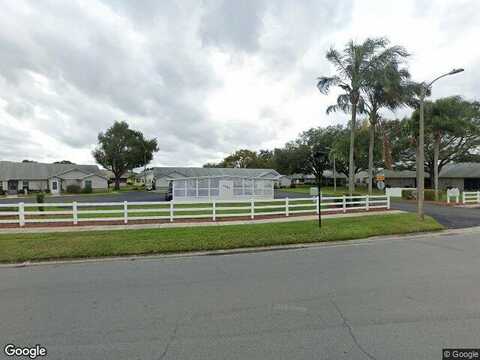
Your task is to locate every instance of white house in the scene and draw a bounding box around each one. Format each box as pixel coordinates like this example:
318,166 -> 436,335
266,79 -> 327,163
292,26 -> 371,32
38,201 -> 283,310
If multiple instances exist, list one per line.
146,167 -> 281,201
0,161 -> 108,195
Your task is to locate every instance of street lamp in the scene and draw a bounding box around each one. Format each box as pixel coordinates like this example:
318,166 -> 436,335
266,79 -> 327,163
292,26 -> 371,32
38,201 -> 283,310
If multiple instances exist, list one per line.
417,68 -> 464,220
311,146 -> 330,228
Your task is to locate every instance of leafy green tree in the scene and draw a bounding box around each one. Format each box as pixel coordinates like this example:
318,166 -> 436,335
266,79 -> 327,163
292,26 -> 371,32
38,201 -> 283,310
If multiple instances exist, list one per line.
411,97 -> 480,197
93,121 -> 158,190
361,42 -> 411,193
317,38 -> 392,194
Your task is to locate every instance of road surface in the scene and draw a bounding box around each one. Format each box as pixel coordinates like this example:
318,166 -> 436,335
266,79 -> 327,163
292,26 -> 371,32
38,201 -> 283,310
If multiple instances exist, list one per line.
2,229 -> 480,359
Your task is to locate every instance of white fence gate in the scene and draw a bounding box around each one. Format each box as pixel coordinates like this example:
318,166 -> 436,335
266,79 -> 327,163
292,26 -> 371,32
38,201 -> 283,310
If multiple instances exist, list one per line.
0,195 -> 390,227
462,191 -> 480,204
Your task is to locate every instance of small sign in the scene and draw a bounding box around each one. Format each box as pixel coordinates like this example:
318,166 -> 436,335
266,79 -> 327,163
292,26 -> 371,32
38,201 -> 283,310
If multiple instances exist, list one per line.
447,188 -> 460,197
376,175 -> 385,181
377,181 -> 385,190
310,187 -> 319,196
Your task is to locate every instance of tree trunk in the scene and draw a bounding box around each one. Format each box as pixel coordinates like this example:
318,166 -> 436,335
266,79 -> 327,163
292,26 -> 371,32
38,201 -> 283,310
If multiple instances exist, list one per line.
434,134 -> 440,201
368,117 -> 375,195
114,177 -> 120,191
348,102 -> 357,195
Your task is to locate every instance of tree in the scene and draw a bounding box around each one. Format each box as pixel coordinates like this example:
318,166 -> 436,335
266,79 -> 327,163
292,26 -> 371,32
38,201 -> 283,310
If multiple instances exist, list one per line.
22,159 -> 37,163
411,97 -> 480,198
93,121 -> 159,190
318,37 -> 390,195
361,42 -> 411,194
54,160 -> 75,164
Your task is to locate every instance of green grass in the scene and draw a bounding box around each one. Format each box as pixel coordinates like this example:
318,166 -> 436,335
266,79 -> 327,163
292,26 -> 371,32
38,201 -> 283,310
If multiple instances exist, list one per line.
280,185 -> 385,196
0,213 -> 443,263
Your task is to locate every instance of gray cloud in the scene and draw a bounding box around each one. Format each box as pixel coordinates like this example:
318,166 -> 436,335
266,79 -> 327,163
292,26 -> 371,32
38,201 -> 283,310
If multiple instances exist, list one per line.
0,0 -> 478,166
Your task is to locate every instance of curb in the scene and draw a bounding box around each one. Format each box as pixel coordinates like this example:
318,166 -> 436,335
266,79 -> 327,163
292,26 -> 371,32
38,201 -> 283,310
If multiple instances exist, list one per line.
1,225 -> 474,269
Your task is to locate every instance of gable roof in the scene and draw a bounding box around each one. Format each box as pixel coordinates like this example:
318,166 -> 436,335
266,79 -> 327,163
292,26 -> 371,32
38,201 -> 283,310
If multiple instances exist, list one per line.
0,161 -> 100,180
439,163 -> 480,178
150,167 -> 281,180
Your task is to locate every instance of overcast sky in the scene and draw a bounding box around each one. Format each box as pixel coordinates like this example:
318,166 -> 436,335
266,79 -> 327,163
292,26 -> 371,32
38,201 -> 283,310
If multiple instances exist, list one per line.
0,0 -> 478,167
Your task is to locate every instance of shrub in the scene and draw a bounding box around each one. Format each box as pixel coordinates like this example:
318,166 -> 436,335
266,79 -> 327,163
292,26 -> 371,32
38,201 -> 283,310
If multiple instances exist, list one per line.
36,192 -> 45,212
66,184 -> 81,194
402,189 -> 416,200
424,189 -> 436,201
82,185 -> 93,194
290,183 -> 296,188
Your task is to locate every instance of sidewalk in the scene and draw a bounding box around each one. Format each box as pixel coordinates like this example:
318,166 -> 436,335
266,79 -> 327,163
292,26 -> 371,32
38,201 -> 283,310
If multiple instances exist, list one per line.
0,210 -> 404,234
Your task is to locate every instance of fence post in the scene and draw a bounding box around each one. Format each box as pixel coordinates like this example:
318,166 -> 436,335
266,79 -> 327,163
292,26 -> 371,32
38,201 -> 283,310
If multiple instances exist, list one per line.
447,195 -> 450,204
342,195 -> 347,213
73,201 -> 78,225
285,197 -> 289,217
212,201 -> 216,221
366,195 -> 369,211
251,199 -> 255,219
477,191 -> 480,204
387,195 -> 391,210
456,194 -> 459,204
19,202 -> 25,227
316,196 -> 320,215
463,192 -> 466,204
169,202 -> 174,222
123,201 -> 128,224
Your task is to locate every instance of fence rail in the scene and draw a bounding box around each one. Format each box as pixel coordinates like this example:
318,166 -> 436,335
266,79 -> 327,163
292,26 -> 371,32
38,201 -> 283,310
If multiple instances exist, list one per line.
462,191 -> 480,204
0,195 -> 390,227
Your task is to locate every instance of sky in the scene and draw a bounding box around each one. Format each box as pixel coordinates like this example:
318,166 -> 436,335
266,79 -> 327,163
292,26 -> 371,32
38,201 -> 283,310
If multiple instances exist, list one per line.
0,0 -> 478,167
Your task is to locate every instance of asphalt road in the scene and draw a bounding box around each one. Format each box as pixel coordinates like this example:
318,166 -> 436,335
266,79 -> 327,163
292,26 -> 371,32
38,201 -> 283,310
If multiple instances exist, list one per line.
2,230 -> 480,359
391,200 -> 480,229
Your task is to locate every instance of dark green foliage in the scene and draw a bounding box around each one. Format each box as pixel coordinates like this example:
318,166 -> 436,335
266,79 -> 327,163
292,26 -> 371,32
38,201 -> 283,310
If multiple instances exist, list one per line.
36,192 -> 45,212
66,184 -> 81,194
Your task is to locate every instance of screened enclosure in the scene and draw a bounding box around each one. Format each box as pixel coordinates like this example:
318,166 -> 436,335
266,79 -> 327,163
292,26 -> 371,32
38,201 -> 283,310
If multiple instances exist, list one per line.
172,176 -> 274,201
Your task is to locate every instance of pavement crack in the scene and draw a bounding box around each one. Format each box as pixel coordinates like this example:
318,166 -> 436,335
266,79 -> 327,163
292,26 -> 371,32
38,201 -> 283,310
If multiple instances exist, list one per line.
158,319 -> 180,360
330,298 -> 377,360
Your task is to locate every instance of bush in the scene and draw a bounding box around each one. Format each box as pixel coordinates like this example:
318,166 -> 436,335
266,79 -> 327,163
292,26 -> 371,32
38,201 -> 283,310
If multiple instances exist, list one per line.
290,183 -> 296,188
402,189 -> 416,200
82,185 -> 93,194
424,189 -> 436,201
36,192 -> 45,212
66,184 -> 81,194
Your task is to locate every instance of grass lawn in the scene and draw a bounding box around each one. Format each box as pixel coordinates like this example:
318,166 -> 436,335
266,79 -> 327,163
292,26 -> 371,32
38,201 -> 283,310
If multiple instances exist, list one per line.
0,213 -> 443,263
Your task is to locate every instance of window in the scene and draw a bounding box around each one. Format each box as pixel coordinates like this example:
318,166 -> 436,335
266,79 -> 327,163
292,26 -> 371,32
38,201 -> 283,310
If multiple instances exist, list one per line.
52,181 -> 58,190
84,180 -> 92,189
198,179 -> 209,197
210,178 -> 219,196
254,180 -> 264,195
234,178 -> 243,195
22,181 -> 29,190
174,180 -> 186,197
244,179 -> 253,195
187,179 -> 197,197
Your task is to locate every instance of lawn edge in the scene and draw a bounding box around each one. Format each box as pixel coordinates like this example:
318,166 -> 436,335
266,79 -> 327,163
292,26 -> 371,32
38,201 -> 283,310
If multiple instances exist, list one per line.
0,225 -> 451,268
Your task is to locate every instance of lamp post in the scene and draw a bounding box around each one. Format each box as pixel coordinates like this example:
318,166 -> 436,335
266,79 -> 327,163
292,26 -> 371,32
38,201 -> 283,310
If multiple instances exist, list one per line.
417,68 -> 464,220
311,146 -> 330,228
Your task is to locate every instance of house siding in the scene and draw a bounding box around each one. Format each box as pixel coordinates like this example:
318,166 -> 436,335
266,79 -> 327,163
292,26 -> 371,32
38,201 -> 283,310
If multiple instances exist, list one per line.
439,178 -> 464,191
82,175 -> 108,189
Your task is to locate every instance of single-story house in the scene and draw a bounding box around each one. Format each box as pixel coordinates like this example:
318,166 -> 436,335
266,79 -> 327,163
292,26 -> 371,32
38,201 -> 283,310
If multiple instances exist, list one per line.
146,167 -> 281,201
0,161 -> 108,195
438,163 -> 480,191
276,175 -> 292,188
98,170 -> 131,187
378,163 -> 480,191
290,171 -> 347,186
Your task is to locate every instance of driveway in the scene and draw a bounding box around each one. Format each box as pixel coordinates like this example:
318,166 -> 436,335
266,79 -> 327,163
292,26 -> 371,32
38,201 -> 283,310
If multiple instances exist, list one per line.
2,230 -> 480,359
0,191 -> 166,204
391,200 -> 480,229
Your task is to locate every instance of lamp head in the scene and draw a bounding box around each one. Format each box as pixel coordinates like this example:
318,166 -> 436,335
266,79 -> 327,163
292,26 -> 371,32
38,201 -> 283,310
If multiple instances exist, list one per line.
449,68 -> 464,75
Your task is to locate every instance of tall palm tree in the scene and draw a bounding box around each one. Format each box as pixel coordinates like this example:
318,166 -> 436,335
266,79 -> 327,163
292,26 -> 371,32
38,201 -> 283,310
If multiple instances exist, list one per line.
361,44 -> 411,194
317,38 -> 389,195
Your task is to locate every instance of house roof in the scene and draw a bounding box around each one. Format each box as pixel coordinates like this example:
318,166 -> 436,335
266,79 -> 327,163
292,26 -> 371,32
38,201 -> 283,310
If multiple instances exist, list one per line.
380,169 -> 421,179
290,171 -> 347,179
0,161 -> 100,180
439,163 -> 480,178
150,167 -> 281,180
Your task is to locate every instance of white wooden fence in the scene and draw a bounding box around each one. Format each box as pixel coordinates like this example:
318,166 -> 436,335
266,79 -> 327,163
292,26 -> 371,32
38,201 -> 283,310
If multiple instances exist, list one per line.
462,191 -> 480,204
0,195 -> 390,227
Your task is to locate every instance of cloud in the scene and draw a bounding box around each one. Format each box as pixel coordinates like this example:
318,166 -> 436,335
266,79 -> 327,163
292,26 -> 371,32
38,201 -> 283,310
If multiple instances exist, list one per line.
0,0 -> 478,167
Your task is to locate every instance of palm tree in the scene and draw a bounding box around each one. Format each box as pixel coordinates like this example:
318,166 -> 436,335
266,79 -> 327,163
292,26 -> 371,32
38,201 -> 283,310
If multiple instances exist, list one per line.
317,38 -> 389,195
361,44 -> 411,194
